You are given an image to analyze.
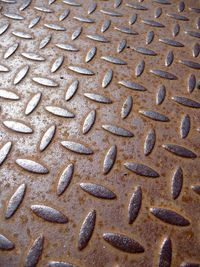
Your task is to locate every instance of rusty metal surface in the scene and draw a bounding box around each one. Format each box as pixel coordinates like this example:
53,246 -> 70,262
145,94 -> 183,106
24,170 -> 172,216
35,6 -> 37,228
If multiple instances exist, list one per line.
0,0 -> 200,266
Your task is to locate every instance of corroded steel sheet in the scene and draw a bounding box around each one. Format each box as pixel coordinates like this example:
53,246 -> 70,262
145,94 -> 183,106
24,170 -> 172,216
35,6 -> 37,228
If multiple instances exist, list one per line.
0,0 -> 200,267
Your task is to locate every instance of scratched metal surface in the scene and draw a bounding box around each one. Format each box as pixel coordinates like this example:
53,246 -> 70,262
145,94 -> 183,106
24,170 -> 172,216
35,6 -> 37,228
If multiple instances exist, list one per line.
0,0 -> 200,267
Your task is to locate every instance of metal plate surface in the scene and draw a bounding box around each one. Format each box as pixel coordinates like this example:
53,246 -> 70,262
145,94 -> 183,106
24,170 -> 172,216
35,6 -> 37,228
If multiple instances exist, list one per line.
0,0 -> 200,266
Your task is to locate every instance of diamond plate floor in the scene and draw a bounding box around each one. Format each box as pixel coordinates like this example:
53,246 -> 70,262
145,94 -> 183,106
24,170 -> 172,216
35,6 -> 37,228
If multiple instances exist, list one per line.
0,0 -> 200,267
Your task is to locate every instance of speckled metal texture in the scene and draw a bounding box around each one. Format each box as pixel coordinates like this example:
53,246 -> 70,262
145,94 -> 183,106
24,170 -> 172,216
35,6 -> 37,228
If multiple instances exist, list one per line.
0,0 -> 200,267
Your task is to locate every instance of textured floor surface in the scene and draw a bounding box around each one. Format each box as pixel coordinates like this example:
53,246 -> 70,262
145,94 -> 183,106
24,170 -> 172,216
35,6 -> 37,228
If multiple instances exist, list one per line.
0,0 -> 200,267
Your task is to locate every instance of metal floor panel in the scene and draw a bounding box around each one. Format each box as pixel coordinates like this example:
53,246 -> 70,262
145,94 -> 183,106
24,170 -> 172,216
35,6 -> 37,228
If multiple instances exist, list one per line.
0,0 -> 200,266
